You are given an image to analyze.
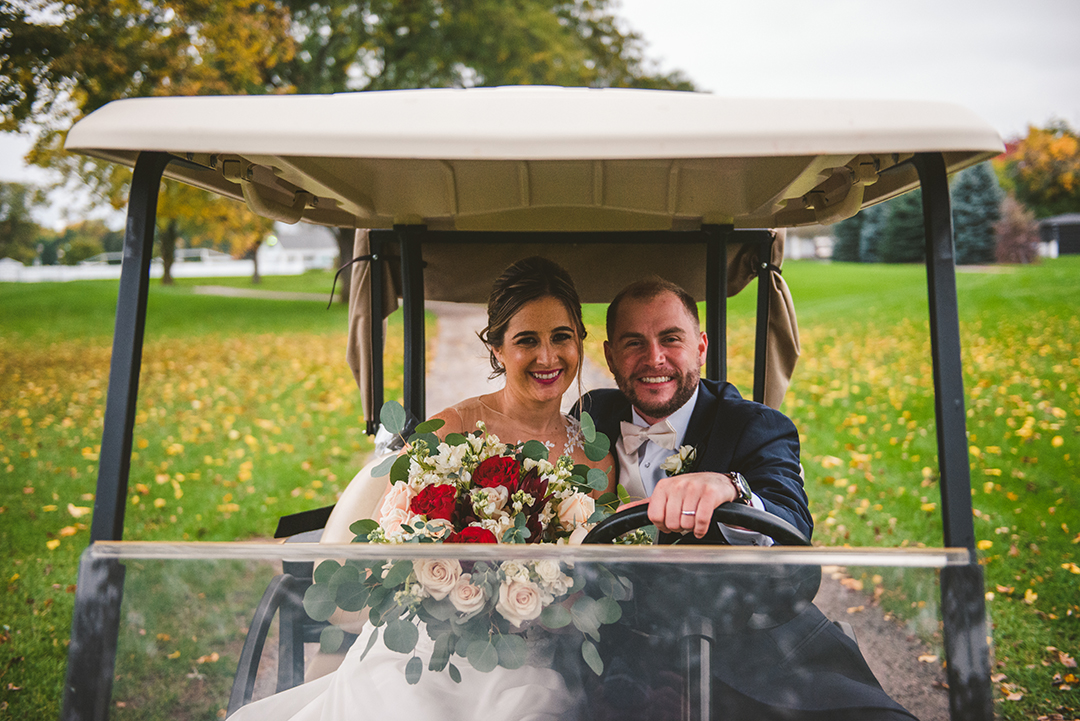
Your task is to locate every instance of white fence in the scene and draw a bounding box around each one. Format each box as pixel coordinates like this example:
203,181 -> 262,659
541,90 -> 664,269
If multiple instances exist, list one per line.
0,257 -> 306,283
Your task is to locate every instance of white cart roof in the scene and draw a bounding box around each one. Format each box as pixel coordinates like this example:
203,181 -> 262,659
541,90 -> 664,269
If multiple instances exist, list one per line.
65,87 -> 1003,231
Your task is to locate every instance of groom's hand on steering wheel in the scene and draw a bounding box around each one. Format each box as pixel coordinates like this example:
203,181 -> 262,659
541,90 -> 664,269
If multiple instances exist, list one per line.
618,473 -> 739,539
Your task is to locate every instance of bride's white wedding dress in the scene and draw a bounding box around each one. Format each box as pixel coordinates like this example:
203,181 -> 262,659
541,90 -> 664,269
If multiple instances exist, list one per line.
228,624 -> 576,721
230,399 -> 601,720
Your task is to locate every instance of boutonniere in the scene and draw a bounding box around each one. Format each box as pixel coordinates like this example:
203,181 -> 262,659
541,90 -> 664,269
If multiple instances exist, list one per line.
659,445 -> 697,477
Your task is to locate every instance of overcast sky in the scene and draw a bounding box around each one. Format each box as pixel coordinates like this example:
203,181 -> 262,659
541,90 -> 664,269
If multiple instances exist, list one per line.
3,0 -> 1078,228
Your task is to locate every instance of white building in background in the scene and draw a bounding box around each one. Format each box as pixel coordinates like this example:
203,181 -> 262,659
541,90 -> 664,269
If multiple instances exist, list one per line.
257,222 -> 339,271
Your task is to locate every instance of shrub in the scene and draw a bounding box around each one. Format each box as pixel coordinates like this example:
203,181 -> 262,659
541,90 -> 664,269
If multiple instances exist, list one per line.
994,194 -> 1041,264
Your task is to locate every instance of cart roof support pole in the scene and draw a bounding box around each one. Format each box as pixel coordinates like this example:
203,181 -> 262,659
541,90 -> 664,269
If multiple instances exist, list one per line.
702,225 -> 731,382
398,225 -> 426,424
915,152 -> 993,721
89,151 -> 170,543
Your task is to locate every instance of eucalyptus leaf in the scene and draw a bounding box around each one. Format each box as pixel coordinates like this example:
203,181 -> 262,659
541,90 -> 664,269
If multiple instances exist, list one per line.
421,596 -> 455,622
466,639 -> 499,673
384,619 -> 420,654
539,604 -> 572,629
583,433 -> 610,462
448,663 -> 462,683
389,454 -> 412,484
586,467 -> 609,492
617,484 -> 631,505
587,508 -> 607,524
370,454 -> 398,478
596,597 -> 623,624
382,560 -> 414,588
313,560 -> 340,585
579,412 -> 597,443
407,431 -> 439,450
581,639 -> 604,676
595,492 -> 619,509
335,581 -> 369,612
445,433 -> 469,446
319,625 -> 344,653
495,634 -> 528,670
302,584 -> 336,622
520,439 -> 549,462
570,596 -> 601,637
380,401 -> 406,436
428,633 -> 452,672
329,563 -> 360,593
405,656 -> 423,685
359,627 -> 379,661
414,418 -> 446,434
349,518 -> 380,538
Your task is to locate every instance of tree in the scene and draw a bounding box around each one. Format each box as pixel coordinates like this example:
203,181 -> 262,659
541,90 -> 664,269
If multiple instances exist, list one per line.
54,219 -> 117,264
995,194 -> 1041,264
857,203 -> 887,263
831,212 -> 862,262
3,0 -> 693,295
951,162 -> 1003,265
0,181 -> 42,263
993,120 -> 1080,219
877,188 -> 925,263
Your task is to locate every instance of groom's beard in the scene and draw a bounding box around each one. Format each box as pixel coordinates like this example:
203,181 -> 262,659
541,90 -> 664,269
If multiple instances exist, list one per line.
612,365 -> 699,421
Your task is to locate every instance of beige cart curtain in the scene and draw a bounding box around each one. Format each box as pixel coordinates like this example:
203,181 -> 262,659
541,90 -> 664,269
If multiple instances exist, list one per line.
346,229 -> 800,428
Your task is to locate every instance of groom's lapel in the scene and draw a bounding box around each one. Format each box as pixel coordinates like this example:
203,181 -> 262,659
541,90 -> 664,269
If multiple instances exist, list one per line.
683,381 -> 720,472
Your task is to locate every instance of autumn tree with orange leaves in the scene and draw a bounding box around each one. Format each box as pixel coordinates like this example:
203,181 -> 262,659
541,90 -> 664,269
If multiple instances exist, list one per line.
993,120 -> 1080,220
1,0 -> 692,289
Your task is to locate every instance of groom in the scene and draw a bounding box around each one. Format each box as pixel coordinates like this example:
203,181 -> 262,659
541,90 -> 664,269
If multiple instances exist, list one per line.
585,276 -> 811,542
577,277 -> 913,720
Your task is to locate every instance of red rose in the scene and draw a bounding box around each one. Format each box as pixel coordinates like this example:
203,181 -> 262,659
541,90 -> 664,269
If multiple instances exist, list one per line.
472,456 -> 520,491
410,484 -> 457,521
447,526 -> 498,544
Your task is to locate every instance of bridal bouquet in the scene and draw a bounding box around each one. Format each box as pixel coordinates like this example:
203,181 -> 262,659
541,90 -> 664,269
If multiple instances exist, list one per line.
303,402 -> 637,684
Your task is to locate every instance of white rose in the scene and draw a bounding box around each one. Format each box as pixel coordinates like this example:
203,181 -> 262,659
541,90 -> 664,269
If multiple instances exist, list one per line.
414,558 -> 462,600
496,579 -> 544,628
379,481 -> 415,520
557,493 -> 595,529
423,517 -> 454,540
449,573 -> 487,615
534,560 -> 562,584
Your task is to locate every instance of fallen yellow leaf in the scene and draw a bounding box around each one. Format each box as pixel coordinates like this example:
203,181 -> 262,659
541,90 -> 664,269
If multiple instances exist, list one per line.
1051,435 -> 1064,447
67,503 -> 90,518
976,539 -> 993,550
167,650 -> 181,659
1024,588 -> 1038,604
917,654 -> 939,663
59,526 -> 78,537
46,539 -> 60,550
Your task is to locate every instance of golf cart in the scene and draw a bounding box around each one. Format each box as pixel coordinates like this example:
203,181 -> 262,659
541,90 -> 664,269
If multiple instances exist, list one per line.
61,87 -> 1002,720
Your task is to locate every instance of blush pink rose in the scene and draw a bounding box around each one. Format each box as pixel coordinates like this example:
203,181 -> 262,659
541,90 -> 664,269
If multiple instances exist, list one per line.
379,481 -> 415,520
449,573 -> 487,615
415,558 -> 462,600
496,579 -> 544,628
557,494 -> 595,529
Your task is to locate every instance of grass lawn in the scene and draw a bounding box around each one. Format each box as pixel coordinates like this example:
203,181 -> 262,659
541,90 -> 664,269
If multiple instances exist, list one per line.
2,260 -> 1078,719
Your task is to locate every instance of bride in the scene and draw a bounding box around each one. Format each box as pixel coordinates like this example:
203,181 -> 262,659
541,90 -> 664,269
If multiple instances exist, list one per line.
230,257 -> 613,720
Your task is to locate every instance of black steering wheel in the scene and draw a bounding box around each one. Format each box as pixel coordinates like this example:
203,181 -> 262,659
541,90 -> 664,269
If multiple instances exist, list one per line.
582,502 -> 811,546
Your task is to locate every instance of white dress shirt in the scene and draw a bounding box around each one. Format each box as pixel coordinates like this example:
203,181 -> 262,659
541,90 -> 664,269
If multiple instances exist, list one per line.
621,386 -> 772,546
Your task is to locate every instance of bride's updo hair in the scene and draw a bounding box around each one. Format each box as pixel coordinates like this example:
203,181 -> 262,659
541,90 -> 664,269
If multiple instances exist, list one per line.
480,256 -> 586,378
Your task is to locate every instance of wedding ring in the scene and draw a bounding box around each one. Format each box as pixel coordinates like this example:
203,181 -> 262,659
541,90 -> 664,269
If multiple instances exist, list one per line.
681,510 -> 696,516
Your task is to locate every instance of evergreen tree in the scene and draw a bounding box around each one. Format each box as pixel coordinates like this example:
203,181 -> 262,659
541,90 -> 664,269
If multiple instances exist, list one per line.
952,162 -> 1003,265
831,213 -> 863,262
858,203 -> 888,263
879,189 -> 925,263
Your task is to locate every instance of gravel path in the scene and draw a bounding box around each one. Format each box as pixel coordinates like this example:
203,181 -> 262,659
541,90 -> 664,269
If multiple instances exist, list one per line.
425,302 -> 950,720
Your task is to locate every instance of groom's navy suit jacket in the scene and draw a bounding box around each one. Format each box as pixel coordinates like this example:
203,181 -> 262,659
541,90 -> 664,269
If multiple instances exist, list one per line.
577,380 -> 914,719
579,378 -> 813,539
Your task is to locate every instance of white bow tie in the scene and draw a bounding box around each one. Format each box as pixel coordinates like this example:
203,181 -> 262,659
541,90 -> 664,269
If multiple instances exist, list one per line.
620,420 -> 678,454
